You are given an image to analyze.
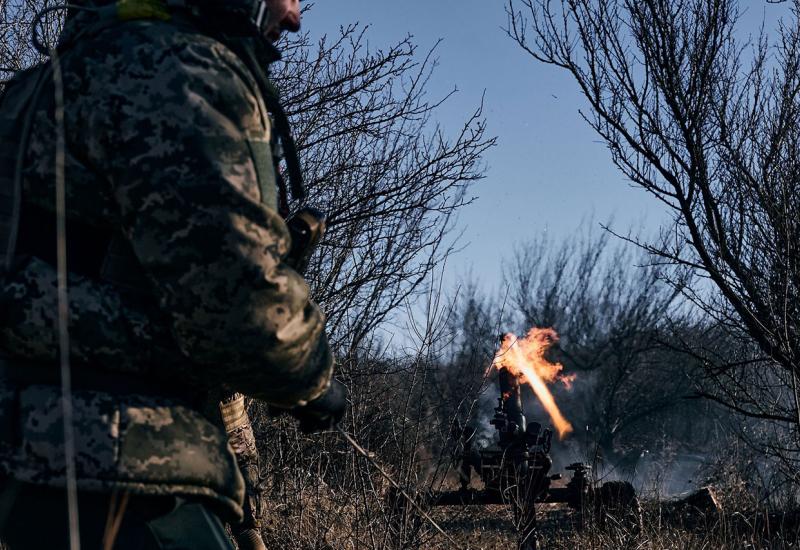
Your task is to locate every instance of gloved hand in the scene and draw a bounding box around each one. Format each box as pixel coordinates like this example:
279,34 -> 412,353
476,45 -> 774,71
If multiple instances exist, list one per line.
290,379 -> 347,433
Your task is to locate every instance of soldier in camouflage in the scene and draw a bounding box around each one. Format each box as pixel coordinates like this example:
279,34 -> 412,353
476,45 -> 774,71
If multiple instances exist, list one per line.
0,0 -> 346,547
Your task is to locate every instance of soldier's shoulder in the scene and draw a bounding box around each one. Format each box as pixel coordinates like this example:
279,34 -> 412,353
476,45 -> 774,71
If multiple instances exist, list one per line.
66,19 -> 265,132
124,21 -> 240,63
82,19 -> 257,96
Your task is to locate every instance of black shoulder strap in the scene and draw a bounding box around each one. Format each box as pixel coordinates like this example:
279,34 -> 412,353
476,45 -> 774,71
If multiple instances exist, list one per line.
0,64 -> 52,275
262,79 -> 305,205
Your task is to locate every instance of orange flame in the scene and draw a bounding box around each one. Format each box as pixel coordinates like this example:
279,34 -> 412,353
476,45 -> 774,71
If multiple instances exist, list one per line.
492,327 -> 575,439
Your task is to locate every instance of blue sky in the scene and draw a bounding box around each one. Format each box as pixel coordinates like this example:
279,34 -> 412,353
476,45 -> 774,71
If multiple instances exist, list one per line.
304,1 -> 791,293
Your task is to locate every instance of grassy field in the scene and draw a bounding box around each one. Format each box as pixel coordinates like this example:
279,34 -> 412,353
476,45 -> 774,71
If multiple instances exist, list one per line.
418,502 -> 800,549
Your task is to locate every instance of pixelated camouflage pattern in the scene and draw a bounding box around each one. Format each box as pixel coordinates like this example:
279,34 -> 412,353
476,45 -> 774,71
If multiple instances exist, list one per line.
3,13 -> 333,406
0,373 -> 245,520
0,11 -> 333,516
0,257 -> 183,372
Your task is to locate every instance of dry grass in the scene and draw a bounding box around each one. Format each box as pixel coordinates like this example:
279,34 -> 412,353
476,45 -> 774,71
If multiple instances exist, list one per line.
414,502 -> 800,550
285,485 -> 800,550
250,426 -> 800,550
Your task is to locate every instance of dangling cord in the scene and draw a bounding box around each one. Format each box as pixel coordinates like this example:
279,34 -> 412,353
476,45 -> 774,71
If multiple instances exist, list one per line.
0,66 -> 15,84
51,41 -> 81,550
31,4 -> 94,56
30,5 -> 84,545
102,490 -> 130,550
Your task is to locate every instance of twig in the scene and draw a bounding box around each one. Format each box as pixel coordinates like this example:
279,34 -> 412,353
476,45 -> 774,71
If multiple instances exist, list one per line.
335,425 -> 460,548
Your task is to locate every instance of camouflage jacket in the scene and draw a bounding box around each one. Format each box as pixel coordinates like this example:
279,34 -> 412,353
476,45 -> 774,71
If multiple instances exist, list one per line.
0,11 -> 332,519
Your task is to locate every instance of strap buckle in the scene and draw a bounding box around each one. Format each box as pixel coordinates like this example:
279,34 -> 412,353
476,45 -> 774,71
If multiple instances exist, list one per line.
251,0 -> 269,34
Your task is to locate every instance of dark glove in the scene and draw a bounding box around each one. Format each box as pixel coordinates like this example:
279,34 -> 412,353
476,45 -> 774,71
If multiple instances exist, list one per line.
290,379 -> 347,433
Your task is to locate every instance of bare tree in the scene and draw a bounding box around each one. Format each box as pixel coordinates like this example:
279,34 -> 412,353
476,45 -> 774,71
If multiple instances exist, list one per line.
506,0 -> 800,468
2,1 -> 495,371
2,3 -> 496,547
272,25 -> 494,356
1,0 -> 62,90
240,17 -> 494,550
503,224 -> 726,477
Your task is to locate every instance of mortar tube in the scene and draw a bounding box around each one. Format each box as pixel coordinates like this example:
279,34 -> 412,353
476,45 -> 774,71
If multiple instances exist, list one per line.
498,366 -> 526,434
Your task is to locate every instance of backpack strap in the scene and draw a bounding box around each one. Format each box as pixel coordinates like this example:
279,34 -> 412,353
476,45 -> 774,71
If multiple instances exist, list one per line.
0,65 -> 52,276
224,37 -> 306,216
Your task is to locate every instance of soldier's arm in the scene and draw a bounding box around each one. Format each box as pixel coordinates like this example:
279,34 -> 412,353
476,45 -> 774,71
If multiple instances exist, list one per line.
84,25 -> 331,407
